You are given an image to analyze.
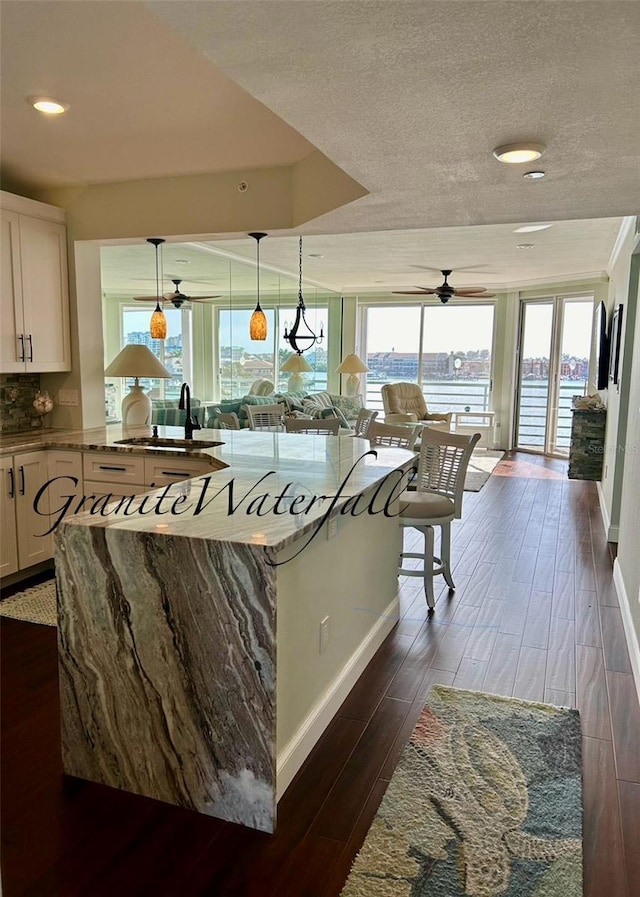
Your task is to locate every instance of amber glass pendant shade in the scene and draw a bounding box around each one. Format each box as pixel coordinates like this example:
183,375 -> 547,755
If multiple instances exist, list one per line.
249,304 -> 267,341
150,303 -> 167,339
248,232 -> 267,341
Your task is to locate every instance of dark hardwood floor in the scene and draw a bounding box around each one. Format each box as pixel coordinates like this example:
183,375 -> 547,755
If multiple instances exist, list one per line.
1,452 -> 638,896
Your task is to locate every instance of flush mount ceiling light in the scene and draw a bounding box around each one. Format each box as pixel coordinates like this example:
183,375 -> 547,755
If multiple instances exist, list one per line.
308,253 -> 324,258
493,142 -> 545,164
28,96 -> 69,115
514,224 -> 552,233
283,237 -> 324,355
517,244 -> 535,250
523,170 -> 546,180
248,232 -> 268,341
147,238 -> 167,340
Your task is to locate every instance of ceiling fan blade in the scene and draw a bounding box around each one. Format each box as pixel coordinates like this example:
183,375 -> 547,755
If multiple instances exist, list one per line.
453,287 -> 488,294
392,289 -> 437,295
186,295 -> 221,302
454,290 -> 490,297
455,292 -> 497,299
133,296 -> 161,302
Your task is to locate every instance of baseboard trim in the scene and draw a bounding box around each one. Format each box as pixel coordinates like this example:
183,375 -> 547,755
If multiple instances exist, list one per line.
596,482 -> 619,543
276,595 -> 400,799
613,559 -> 640,707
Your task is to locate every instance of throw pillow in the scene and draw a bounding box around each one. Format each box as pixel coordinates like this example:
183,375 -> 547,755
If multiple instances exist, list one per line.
329,394 -> 363,420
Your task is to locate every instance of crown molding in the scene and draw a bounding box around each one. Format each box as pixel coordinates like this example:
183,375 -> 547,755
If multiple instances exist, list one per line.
607,216 -> 637,273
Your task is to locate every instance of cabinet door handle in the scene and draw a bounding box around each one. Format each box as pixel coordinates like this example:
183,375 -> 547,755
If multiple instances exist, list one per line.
98,464 -> 127,472
19,465 -> 25,496
18,334 -> 25,362
27,334 -> 33,362
161,471 -> 187,478
8,467 -> 15,499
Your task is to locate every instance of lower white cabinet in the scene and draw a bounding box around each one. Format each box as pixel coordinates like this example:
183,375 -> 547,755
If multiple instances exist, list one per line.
1,450 -> 52,574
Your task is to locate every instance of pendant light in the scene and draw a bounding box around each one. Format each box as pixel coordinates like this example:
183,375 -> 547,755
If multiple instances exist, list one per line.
283,236 -> 323,355
148,238 -> 167,340
248,232 -> 267,340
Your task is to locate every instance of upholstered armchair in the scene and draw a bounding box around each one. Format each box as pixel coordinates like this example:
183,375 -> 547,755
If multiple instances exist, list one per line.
381,382 -> 452,430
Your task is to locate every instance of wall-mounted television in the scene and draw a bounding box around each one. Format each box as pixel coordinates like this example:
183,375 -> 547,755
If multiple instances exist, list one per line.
609,304 -> 624,386
595,301 -> 609,390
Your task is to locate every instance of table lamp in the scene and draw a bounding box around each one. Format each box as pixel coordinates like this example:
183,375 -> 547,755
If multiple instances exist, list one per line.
280,353 -> 312,393
104,344 -> 172,425
336,354 -> 369,396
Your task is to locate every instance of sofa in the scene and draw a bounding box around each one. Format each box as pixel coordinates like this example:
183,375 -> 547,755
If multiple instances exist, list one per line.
151,392 -> 364,430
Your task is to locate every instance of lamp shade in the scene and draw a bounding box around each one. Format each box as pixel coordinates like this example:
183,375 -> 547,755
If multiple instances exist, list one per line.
281,354 -> 312,373
336,354 -> 369,374
105,345 -> 172,426
105,344 -> 172,379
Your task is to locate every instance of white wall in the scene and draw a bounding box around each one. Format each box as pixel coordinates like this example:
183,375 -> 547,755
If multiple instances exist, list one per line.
613,243 -> 640,696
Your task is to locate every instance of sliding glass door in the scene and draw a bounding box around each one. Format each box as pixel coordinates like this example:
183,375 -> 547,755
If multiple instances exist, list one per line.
515,296 -> 593,455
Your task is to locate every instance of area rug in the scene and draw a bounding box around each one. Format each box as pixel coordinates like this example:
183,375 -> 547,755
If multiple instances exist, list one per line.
0,579 -> 56,626
341,686 -> 582,897
464,450 -> 505,492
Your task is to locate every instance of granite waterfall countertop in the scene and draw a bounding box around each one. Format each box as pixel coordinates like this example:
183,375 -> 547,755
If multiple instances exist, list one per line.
8,424 -> 417,551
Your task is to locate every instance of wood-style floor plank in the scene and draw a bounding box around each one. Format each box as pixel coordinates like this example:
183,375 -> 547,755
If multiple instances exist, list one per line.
607,671 -> 640,783
618,781 -> 640,894
576,644 -> 612,741
600,606 -> 633,674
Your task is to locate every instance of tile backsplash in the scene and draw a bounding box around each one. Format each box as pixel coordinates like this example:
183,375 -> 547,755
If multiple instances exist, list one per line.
0,373 -> 45,433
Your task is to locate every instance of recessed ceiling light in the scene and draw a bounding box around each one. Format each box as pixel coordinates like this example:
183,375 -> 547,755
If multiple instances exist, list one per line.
523,170 -> 546,180
517,244 -> 535,250
514,224 -> 552,233
28,96 -> 69,115
493,143 -> 545,164
308,253 -> 324,258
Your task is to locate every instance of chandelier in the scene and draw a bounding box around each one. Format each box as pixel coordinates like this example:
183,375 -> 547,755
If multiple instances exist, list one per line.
283,236 -> 323,355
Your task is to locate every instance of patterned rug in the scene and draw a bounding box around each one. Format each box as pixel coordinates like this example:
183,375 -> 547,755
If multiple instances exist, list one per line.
341,686 -> 582,897
0,579 -> 56,626
464,450 -> 505,492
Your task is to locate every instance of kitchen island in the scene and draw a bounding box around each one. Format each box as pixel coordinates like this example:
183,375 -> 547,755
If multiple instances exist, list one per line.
54,426 -> 416,832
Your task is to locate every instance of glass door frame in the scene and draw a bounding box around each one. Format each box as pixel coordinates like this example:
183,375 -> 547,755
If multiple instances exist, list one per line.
514,293 -> 592,456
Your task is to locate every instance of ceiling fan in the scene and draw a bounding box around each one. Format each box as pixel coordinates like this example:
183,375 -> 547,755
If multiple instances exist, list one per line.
134,279 -> 220,308
393,270 -> 496,304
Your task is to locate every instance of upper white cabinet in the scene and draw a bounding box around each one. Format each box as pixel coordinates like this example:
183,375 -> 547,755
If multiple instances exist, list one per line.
0,191 -> 71,373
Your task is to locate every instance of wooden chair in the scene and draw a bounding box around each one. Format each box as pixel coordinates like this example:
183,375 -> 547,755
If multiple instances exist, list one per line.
368,420 -> 420,449
398,429 -> 480,610
352,408 -> 378,438
212,408 -> 240,430
245,403 -> 286,431
283,417 -> 340,435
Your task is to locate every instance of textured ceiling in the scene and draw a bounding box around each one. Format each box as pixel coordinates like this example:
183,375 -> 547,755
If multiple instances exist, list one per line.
2,1 -> 635,289
152,0 -> 640,232
100,217 -> 622,296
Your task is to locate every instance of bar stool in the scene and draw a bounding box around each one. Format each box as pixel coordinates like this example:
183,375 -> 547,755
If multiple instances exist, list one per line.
398,429 -> 480,610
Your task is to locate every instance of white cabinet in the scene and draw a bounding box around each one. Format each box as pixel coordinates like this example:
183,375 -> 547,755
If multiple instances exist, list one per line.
0,457 -> 19,577
144,456 -> 213,488
0,451 -> 53,574
0,192 -> 71,373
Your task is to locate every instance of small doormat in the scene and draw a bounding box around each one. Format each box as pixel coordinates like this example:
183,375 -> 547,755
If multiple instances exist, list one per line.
0,579 -> 56,626
464,450 -> 505,492
341,686 -> 582,897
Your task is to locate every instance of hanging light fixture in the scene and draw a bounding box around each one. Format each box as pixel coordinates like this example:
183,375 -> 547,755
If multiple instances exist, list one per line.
283,236 -> 323,355
147,238 -> 167,340
248,232 -> 267,340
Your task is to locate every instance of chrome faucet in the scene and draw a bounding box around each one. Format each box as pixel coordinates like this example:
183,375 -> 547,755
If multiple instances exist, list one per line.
178,382 -> 202,440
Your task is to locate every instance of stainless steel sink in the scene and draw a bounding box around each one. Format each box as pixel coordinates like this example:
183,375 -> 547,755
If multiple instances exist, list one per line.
115,437 -> 223,450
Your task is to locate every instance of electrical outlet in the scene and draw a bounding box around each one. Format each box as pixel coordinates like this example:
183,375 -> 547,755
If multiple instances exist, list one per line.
327,515 -> 338,540
319,616 -> 330,653
58,388 -> 79,406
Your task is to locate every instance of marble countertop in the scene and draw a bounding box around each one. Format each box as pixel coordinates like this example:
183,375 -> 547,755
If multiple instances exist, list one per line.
14,425 -> 417,551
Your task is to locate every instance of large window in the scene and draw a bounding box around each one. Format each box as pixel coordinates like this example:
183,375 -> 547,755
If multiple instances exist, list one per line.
218,305 -> 329,399
363,302 -> 495,414
105,306 -> 192,421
